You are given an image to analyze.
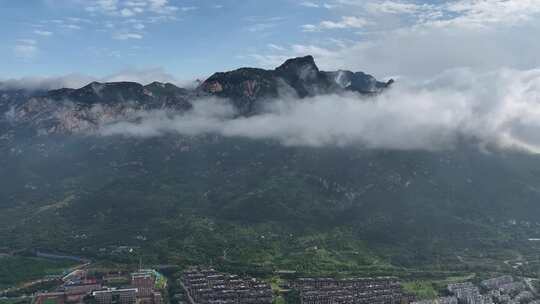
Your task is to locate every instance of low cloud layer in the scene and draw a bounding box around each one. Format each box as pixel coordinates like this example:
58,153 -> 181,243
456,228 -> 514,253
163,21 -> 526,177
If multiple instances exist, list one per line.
0,68 -> 195,91
253,0 -> 540,80
99,67 -> 540,152
0,74 -> 96,91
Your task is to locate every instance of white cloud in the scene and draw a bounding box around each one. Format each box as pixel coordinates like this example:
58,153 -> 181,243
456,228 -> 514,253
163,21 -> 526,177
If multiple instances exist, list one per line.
85,0 -> 119,14
13,44 -> 38,60
250,0 -> 540,79
247,23 -> 278,33
96,67 -> 540,153
428,0 -> 540,29
17,39 -> 37,45
0,67 -> 192,90
133,23 -> 145,30
148,0 -> 166,8
300,1 -> 337,9
66,17 -> 92,23
244,16 -> 285,33
300,1 -> 320,8
63,24 -> 82,30
268,44 -> 286,51
13,38 -> 39,60
113,32 -> 143,40
125,1 -> 147,7
0,74 -> 95,91
301,24 -> 318,32
147,0 -> 178,14
103,67 -> 179,84
34,30 -> 53,36
302,16 -> 368,32
180,6 -> 198,12
85,0 -> 179,16
366,1 -> 429,15
329,0 -> 540,29
120,8 -> 136,17
234,0 -> 540,151
81,0 -> 182,39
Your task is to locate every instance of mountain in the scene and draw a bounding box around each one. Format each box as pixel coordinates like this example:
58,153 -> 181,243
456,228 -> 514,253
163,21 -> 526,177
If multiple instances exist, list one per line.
47,81 -> 192,109
0,87 -> 44,111
1,56 -> 539,277
200,55 -> 392,114
3,56 -> 391,135
4,81 -> 194,135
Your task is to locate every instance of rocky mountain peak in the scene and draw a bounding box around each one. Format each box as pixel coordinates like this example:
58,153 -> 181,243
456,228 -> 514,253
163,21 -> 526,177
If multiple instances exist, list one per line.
2,55 -> 392,134
275,55 -> 320,81
198,55 -> 391,115
144,82 -> 187,95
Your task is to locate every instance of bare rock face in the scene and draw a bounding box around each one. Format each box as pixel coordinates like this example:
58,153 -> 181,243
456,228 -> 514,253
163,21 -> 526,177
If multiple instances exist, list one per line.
199,67 -> 279,114
326,70 -> 394,94
200,55 -> 392,115
1,81 -> 194,135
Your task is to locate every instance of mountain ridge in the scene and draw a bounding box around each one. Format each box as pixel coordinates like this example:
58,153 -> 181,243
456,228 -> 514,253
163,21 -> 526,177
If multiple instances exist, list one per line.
1,55 -> 392,135
5,55 -> 391,107
199,55 -> 392,114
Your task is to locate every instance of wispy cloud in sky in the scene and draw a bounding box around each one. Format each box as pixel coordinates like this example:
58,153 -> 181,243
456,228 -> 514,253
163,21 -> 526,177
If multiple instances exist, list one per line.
113,32 -> 143,40
34,30 -> 53,36
254,0 -> 540,79
0,66 -> 183,90
302,16 -> 368,32
299,1 -> 336,9
96,67 -> 540,153
4,0 -> 540,82
300,2 -> 321,8
13,40 -> 38,60
84,0 -> 180,17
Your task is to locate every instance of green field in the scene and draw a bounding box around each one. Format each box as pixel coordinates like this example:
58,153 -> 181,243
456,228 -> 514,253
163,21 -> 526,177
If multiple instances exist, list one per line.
0,256 -> 77,289
0,299 -> 31,304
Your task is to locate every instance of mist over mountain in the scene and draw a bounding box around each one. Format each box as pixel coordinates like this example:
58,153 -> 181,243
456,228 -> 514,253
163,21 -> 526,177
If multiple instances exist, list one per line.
5,56 -> 540,152
3,55 -> 540,274
1,56 -> 392,138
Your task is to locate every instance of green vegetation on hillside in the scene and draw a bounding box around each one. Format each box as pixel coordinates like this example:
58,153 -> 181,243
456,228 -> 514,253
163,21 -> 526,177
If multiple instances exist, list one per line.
3,136 -> 540,278
402,281 -> 438,300
0,256 -> 76,289
0,299 -> 31,304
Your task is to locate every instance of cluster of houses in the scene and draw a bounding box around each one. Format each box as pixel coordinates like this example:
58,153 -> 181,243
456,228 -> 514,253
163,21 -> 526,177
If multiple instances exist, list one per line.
180,267 -> 273,304
33,269 -> 165,304
412,275 -> 538,304
17,260 -> 540,304
291,277 -> 416,304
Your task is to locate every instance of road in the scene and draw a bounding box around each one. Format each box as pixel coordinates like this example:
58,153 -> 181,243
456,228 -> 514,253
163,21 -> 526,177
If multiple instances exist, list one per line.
180,281 -> 196,304
525,277 -> 538,295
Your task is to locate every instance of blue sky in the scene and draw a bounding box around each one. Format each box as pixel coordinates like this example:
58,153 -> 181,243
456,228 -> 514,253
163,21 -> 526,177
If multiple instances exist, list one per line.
0,0 -> 350,80
2,0 -> 540,88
